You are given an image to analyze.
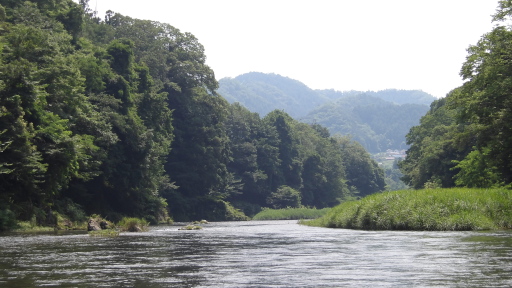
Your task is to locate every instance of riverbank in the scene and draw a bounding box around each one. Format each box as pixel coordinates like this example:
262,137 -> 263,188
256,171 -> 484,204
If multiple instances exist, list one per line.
252,207 -> 330,220
302,188 -> 512,231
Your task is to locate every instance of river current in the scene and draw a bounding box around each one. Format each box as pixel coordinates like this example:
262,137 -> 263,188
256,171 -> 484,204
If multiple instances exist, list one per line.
1,220 -> 511,287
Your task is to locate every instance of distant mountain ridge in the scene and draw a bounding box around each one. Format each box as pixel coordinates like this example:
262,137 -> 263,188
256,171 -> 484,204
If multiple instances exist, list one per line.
218,72 -> 436,118
302,94 -> 430,152
218,72 -> 325,118
217,72 -> 435,152
315,89 -> 436,107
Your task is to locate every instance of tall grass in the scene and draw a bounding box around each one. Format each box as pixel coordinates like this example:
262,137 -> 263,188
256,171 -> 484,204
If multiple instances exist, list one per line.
117,217 -> 149,232
252,207 -> 331,220
303,188 -> 512,231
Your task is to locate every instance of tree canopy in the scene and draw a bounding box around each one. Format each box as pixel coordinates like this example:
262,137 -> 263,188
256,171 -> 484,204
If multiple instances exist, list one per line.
400,1 -> 512,189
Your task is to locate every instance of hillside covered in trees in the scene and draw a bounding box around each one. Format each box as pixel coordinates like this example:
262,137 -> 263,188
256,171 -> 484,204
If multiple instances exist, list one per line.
303,95 -> 429,153
218,73 -> 434,153
0,0 -> 386,229
399,1 -> 512,190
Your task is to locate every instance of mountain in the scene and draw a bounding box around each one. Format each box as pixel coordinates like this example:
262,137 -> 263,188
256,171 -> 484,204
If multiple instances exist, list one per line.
218,72 -> 436,118
218,72 -> 327,118
218,72 -> 435,152
302,94 -> 430,153
315,89 -> 437,106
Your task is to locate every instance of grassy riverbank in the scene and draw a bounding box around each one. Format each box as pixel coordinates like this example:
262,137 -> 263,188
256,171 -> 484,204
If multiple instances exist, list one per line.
252,207 -> 330,220
302,188 -> 512,231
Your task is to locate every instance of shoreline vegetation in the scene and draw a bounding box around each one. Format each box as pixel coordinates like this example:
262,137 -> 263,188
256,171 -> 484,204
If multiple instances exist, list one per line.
6,187 -> 512,232
301,188 -> 512,231
7,215 -> 154,235
252,207 -> 331,220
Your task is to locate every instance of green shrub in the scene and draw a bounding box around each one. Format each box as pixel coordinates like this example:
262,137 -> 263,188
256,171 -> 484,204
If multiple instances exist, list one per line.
178,225 -> 202,230
117,217 -> 149,232
266,185 -> 301,209
0,207 -> 17,231
224,201 -> 250,221
89,214 -> 114,230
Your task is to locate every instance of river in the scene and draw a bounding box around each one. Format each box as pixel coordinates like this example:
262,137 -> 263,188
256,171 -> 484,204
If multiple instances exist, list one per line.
1,220 -> 511,287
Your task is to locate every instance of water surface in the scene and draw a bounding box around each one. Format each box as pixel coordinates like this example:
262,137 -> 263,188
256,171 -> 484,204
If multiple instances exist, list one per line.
1,220 -> 511,287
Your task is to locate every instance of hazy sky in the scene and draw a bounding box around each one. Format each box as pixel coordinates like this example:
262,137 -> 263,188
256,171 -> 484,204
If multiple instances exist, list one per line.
86,0 -> 498,98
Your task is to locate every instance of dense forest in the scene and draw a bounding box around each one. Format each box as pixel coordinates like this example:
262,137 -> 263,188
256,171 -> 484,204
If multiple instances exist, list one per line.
399,1 -> 512,190
218,73 -> 434,153
303,95 -> 429,153
0,0 -> 386,229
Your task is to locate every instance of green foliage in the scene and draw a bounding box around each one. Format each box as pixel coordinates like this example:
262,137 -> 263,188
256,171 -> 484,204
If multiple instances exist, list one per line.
401,3 -> 512,189
224,104 -> 361,211
382,159 -> 409,191
219,73 -> 433,154
117,217 -> 149,232
399,97 -> 471,189
337,136 -> 386,197
452,147 -> 503,188
266,185 -> 302,209
304,94 -> 430,153
0,0 -> 399,229
0,1 -> 174,227
223,201 -> 250,221
0,206 -> 16,231
305,188 -> 512,231
178,225 -> 202,230
252,207 -> 330,220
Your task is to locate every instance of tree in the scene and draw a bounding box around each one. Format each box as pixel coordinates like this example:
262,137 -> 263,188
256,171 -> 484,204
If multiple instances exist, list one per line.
399,97 -> 470,189
447,17 -> 512,185
400,1 -> 512,189
266,185 -> 301,209
263,110 -> 302,190
337,136 -> 386,197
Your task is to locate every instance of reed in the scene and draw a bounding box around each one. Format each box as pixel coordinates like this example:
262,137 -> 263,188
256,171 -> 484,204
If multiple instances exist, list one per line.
303,188 -> 512,231
117,217 -> 149,232
252,207 -> 331,220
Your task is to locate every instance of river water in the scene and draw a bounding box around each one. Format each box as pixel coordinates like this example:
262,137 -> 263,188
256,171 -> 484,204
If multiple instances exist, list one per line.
1,220 -> 511,287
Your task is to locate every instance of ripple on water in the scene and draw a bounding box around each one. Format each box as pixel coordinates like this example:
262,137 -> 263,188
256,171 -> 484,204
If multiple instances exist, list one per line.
0,221 -> 511,287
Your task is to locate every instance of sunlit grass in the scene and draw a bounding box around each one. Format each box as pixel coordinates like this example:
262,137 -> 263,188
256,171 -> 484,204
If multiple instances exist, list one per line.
302,188 -> 512,231
13,221 -> 55,232
252,207 -> 331,220
117,217 -> 149,232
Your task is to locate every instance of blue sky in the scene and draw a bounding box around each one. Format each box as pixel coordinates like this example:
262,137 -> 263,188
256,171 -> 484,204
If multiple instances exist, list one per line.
86,0 -> 498,98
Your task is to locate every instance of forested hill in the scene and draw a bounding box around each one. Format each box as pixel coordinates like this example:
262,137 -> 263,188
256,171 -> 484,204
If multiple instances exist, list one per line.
218,72 -> 435,152
218,72 -> 324,118
303,95 -> 430,153
218,72 -> 436,118
315,89 -> 436,106
0,0 -> 386,230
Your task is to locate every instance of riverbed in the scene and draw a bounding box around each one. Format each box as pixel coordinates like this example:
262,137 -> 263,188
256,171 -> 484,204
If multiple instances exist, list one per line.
1,220 -> 511,287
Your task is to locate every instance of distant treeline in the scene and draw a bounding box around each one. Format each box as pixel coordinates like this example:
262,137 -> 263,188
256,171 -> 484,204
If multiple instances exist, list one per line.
218,73 -> 434,153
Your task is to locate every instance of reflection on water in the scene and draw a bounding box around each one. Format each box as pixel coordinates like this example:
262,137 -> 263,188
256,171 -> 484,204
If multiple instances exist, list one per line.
0,220 -> 511,287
